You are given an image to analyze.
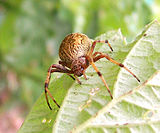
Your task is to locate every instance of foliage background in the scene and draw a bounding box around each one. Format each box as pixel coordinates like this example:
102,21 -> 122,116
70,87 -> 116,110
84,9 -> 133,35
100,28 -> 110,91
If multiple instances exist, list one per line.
0,0 -> 159,132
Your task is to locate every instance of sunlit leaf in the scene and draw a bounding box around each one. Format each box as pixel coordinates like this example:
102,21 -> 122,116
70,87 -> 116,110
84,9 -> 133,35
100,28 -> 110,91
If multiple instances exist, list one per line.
19,20 -> 160,133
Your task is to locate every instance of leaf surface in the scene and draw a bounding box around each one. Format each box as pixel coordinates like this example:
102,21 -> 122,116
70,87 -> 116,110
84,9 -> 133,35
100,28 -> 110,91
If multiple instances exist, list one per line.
19,20 -> 160,133
18,74 -> 74,133
71,21 -> 160,133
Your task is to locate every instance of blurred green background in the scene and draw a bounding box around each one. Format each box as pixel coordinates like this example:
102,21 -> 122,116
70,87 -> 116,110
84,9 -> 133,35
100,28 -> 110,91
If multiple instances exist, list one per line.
0,0 -> 159,132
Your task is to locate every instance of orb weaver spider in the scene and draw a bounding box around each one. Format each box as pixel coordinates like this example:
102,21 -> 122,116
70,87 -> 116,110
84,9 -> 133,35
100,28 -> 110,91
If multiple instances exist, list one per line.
44,33 -> 140,110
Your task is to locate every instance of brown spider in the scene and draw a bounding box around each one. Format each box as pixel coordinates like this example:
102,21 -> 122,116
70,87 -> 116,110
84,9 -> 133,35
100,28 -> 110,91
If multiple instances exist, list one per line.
44,33 -> 140,110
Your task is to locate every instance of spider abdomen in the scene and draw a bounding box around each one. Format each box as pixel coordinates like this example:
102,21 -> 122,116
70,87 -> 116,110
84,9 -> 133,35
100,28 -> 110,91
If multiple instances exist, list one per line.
59,33 -> 92,68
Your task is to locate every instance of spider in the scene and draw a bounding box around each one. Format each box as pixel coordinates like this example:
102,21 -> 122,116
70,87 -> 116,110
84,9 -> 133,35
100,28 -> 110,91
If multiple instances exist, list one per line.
44,33 -> 140,110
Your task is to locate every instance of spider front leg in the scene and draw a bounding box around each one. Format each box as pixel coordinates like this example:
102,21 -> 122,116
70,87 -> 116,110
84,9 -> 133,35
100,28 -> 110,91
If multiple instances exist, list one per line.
73,70 -> 88,85
93,52 -> 140,82
44,64 -> 72,110
86,56 -> 113,99
73,69 -> 88,85
74,74 -> 82,85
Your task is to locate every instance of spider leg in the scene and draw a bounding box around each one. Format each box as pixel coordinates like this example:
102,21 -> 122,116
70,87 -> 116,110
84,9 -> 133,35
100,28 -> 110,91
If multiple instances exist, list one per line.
86,56 -> 113,99
93,52 -> 140,82
59,61 -> 75,80
67,73 -> 75,80
89,40 -> 113,56
83,70 -> 88,80
74,74 -> 82,85
45,64 -> 72,110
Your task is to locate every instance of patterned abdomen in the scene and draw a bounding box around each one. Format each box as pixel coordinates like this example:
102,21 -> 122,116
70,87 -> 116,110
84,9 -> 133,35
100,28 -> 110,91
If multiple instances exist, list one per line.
59,33 -> 92,68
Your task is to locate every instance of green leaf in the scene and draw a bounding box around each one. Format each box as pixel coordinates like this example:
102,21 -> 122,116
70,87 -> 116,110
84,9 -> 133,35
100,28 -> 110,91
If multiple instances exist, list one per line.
19,20 -> 160,133
18,74 -> 74,133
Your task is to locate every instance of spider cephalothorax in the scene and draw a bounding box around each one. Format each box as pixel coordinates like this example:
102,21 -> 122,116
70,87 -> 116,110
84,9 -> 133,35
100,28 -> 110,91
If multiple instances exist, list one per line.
71,56 -> 89,77
44,33 -> 140,110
